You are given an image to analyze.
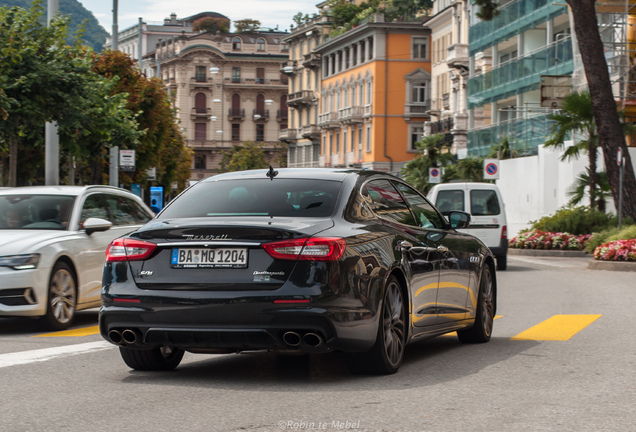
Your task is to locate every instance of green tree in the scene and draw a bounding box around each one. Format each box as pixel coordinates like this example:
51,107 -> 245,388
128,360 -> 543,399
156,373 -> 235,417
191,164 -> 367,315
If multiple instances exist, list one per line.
0,2 -> 132,186
567,169 -> 611,212
401,134 -> 454,193
193,17 -> 229,33
234,19 -> 261,33
488,136 -> 518,159
219,141 -> 269,173
544,91 -> 601,210
91,50 -> 192,191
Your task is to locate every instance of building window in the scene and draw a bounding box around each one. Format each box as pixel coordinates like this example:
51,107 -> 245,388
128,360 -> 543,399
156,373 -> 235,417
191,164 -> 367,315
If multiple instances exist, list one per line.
366,125 -> 371,152
195,92 -> 207,113
232,123 -> 240,141
412,37 -> 428,59
256,38 -> 266,51
281,42 -> 289,52
195,123 -> 207,141
194,153 -> 206,169
256,124 -> 264,142
410,126 -> 424,151
232,67 -> 241,83
195,66 -> 206,82
232,37 -> 242,50
256,67 -> 265,84
412,82 -> 427,104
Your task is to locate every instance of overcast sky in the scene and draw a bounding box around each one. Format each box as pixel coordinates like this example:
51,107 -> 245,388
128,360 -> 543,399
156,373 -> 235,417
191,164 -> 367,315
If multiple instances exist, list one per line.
78,0 -> 321,33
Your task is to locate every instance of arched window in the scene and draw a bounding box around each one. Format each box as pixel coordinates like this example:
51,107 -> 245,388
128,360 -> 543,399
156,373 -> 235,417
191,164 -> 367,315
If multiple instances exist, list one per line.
232,37 -> 242,50
256,94 -> 265,116
194,153 -> 206,169
195,92 -> 207,113
256,38 -> 266,51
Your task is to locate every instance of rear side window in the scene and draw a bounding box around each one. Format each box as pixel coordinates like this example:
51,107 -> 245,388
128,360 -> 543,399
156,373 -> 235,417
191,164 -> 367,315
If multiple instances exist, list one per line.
435,190 -> 464,215
362,180 -> 416,226
470,190 -> 501,216
159,179 -> 341,218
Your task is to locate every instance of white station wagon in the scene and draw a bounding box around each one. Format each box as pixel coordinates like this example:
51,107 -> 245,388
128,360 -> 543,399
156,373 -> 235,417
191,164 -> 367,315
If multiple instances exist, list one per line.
0,185 -> 155,329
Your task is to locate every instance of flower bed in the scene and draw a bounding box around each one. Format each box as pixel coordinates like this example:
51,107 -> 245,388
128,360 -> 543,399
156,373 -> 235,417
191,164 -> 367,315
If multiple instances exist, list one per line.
593,239 -> 636,261
509,230 -> 592,251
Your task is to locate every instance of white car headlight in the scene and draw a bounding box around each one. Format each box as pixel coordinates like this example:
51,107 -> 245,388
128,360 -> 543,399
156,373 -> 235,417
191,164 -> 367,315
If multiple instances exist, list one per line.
0,254 -> 40,270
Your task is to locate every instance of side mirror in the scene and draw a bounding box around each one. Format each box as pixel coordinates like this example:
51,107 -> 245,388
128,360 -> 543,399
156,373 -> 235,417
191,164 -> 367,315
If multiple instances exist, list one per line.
448,211 -> 471,229
83,217 -> 112,235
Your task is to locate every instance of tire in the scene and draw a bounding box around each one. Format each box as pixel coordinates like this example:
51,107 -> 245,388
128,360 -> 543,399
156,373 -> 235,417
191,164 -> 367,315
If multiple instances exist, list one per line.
457,264 -> 495,344
496,254 -> 507,271
119,346 -> 185,371
42,261 -> 77,330
347,276 -> 406,375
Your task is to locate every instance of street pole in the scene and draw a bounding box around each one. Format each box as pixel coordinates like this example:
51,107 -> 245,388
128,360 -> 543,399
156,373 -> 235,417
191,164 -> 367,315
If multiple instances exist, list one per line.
45,0 -> 60,186
618,149 -> 624,230
112,0 -> 118,50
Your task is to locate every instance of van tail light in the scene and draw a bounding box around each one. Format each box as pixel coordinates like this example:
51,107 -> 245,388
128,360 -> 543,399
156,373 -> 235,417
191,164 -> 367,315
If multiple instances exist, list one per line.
263,237 -> 346,261
501,225 -> 508,240
106,238 -> 157,262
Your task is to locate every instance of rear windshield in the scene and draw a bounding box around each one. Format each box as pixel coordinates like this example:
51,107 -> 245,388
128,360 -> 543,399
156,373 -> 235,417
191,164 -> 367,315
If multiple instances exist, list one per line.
159,179 -> 342,218
470,190 -> 501,216
435,190 -> 464,215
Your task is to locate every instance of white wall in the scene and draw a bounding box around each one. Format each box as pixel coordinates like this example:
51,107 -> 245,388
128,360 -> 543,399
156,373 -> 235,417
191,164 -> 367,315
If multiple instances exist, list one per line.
495,143 -> 636,238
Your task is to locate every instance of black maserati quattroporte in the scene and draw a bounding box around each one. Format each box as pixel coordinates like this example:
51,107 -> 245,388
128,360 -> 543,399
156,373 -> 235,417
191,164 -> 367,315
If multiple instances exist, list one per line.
99,168 -> 497,374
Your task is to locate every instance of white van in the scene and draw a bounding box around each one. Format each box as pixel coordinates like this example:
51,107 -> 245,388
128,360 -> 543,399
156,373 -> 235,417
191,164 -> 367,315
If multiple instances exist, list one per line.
427,182 -> 508,270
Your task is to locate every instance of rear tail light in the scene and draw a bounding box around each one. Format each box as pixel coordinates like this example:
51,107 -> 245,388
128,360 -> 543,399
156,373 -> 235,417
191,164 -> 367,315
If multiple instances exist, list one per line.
262,237 -> 346,261
501,225 -> 508,240
106,238 -> 157,262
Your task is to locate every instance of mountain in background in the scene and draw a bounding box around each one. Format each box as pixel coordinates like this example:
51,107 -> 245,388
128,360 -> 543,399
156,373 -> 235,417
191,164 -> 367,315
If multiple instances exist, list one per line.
0,0 -> 109,51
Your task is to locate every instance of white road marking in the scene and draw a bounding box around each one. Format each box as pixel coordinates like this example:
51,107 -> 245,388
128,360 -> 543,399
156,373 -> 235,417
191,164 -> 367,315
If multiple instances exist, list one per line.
508,256 -> 582,268
0,341 -> 114,369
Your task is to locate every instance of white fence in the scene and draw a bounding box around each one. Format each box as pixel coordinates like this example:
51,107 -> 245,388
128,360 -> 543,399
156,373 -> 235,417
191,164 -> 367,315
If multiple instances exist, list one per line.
495,144 -> 636,238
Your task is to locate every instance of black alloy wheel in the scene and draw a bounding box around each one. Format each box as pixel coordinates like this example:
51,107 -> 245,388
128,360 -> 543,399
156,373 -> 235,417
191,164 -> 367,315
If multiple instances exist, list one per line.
347,275 -> 406,375
43,261 -> 77,330
119,346 -> 185,371
457,264 -> 495,343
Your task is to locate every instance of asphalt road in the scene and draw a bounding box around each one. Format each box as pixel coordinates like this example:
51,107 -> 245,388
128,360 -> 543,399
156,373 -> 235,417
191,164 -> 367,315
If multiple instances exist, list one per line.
0,256 -> 634,432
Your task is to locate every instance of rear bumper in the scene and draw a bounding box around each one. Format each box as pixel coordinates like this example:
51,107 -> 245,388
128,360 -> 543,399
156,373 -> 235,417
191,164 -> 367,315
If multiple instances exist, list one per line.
489,238 -> 509,257
99,264 -> 380,354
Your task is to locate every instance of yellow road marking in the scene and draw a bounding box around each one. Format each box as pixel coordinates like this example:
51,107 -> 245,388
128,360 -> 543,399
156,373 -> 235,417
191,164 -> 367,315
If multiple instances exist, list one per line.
34,326 -> 100,338
511,314 -> 602,341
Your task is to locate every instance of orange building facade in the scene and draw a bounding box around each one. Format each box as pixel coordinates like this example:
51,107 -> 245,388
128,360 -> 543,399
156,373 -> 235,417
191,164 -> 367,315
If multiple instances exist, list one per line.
314,15 -> 431,173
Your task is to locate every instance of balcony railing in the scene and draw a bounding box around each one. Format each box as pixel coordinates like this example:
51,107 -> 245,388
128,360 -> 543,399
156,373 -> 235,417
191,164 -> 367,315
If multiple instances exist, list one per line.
468,37 -> 574,109
191,107 -> 211,118
301,124 -> 320,138
252,109 -> 270,120
467,113 -> 554,157
287,90 -> 314,106
318,112 -> 339,129
302,52 -> 321,69
278,128 -> 298,142
190,77 -> 214,87
228,108 -> 245,119
339,106 -> 364,124
404,104 -> 429,116
277,109 -> 289,121
447,43 -> 469,69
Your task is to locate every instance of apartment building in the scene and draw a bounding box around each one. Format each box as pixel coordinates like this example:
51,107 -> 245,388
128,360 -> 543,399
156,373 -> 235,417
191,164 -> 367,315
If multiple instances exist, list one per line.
425,0 -> 470,156
150,29 -> 290,182
314,13 -> 432,173
466,0 -> 574,157
280,7 -> 333,167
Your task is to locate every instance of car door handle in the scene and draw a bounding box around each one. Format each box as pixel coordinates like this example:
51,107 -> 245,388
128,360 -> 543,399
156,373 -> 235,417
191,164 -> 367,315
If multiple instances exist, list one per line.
400,241 -> 435,254
437,245 -> 449,253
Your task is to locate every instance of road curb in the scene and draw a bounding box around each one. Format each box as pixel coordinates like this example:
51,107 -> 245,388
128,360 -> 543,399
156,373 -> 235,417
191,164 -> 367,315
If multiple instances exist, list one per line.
587,260 -> 636,272
509,249 -> 587,258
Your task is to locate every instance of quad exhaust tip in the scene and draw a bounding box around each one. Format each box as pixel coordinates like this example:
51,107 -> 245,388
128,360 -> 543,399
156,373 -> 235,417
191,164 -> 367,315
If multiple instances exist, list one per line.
282,331 -> 302,347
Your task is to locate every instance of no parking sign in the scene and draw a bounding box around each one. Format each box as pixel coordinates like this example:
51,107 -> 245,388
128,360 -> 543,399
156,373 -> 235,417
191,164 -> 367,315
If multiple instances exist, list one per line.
483,159 -> 500,180
429,167 -> 441,184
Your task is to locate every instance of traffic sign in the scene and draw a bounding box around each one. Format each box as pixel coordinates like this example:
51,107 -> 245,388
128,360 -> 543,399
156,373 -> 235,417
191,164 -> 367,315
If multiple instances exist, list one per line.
429,167 -> 441,184
483,158 -> 500,180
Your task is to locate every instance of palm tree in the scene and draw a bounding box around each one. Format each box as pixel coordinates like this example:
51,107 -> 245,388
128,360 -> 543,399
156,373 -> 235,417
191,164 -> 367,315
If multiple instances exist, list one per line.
567,169 -> 611,212
544,91 -> 600,210
401,133 -> 454,193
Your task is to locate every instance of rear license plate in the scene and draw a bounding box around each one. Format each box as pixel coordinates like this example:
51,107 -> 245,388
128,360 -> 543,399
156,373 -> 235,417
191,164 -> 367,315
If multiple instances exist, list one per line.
171,248 -> 248,268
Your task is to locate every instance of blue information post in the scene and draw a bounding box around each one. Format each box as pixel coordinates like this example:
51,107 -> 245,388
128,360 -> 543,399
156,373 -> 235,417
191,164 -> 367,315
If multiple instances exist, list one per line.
150,186 -> 164,214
